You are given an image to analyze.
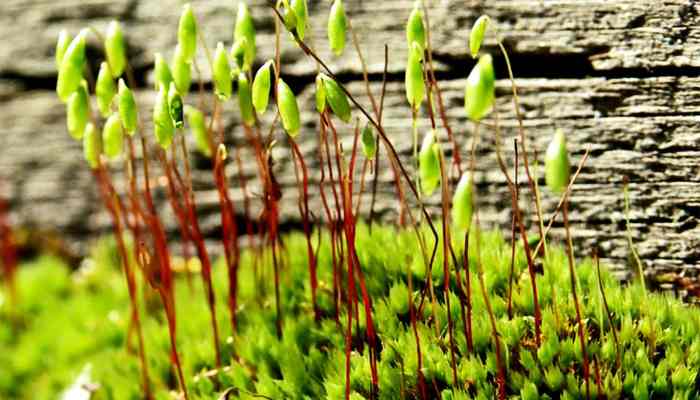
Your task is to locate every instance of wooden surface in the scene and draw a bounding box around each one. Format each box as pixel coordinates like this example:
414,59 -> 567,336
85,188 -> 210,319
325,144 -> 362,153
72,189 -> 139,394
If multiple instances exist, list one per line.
2,0 -> 700,287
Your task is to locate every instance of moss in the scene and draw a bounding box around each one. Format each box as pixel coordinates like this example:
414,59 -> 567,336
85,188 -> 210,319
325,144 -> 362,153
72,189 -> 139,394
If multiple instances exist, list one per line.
1,225 -> 700,399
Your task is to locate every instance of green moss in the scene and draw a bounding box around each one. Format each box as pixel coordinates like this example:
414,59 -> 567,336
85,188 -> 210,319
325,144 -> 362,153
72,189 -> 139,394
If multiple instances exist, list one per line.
1,225 -> 699,399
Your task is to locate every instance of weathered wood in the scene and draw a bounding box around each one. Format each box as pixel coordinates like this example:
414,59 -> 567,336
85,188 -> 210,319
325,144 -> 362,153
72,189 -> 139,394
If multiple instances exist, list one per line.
2,0 -> 700,288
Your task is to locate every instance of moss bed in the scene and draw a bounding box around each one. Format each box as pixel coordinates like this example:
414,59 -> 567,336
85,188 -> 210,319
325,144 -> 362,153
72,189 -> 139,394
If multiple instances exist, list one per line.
1,225 -> 699,399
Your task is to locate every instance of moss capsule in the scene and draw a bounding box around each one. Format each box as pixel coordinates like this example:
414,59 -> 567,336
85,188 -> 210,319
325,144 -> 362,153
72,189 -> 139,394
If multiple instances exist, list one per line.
464,54 -> 495,121
321,74 -> 351,123
55,29 -> 71,70
406,2 -> 426,50
291,0 -> 308,40
154,53 -> 173,91
171,45 -> 191,97
469,15 -> 490,59
361,123 -> 376,160
419,129 -> 441,196
238,72 -> 255,127
405,42 -> 425,111
234,3 -> 256,70
252,60 -> 273,114
96,62 -> 116,117
56,30 -> 86,102
544,129 -> 570,194
178,3 -> 198,62
213,42 -> 232,100
105,21 -> 127,78
83,123 -> 101,169
117,79 -> 137,136
168,82 -> 184,129
102,113 -> 124,159
315,74 -> 327,113
185,105 -> 211,157
66,83 -> 89,140
277,79 -> 301,137
154,85 -> 175,149
451,173 -> 474,232
327,0 -> 347,56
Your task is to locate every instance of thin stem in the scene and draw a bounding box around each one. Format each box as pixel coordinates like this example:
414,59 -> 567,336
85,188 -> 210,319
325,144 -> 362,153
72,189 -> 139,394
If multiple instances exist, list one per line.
624,178 -> 646,292
594,249 -> 621,371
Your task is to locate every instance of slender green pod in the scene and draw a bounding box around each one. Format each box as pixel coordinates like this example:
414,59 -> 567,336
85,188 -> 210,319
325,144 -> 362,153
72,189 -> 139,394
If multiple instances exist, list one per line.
55,29 -> 71,70
83,123 -> 101,169
291,0 -> 308,40
154,52 -> 174,91
213,42 -> 232,100
103,113 -> 124,159
154,85 -> 175,148
452,173 -> 474,232
56,30 -> 86,102
178,3 -> 198,62
361,123 -> 376,160
321,74 -> 351,123
234,3 -> 256,71
118,79 -> 138,136
464,54 -> 495,121
419,129 -> 441,196
544,129 -> 570,193
315,74 -> 326,113
327,0 -> 347,56
230,38 -> 248,71
168,82 -> 184,129
66,83 -> 89,140
105,21 -> 127,78
171,45 -> 191,97
405,42 -> 425,111
252,60 -> 273,114
96,62 -> 116,117
406,2 -> 426,50
469,15 -> 490,59
277,78 -> 301,137
282,2 -> 298,34
238,72 -> 255,127
185,105 -> 211,157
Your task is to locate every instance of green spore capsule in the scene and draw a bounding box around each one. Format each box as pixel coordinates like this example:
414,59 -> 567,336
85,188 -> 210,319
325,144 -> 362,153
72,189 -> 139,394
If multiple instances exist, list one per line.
361,123 -> 376,160
56,30 -> 86,102
238,72 -> 255,127
291,0 -> 308,40
96,62 -> 116,117
185,105 -> 211,157
83,123 -> 101,169
419,129 -> 441,196
282,4 -> 298,34
277,78 -> 301,137
230,38 -> 248,71
178,3 -> 198,62
171,45 -> 191,97
105,21 -> 127,78
321,74 -> 351,123
154,52 -> 173,91
252,60 -> 273,114
55,29 -> 70,70
153,85 -> 175,149
464,53 -> 495,121
168,82 -> 184,129
405,42 -> 425,111
66,83 -> 89,140
406,2 -> 426,50
544,129 -> 570,194
118,79 -> 138,136
213,42 -> 232,100
315,74 -> 326,113
327,0 -> 347,56
469,15 -> 490,59
234,3 -> 256,70
451,173 -> 474,232
102,113 -> 124,159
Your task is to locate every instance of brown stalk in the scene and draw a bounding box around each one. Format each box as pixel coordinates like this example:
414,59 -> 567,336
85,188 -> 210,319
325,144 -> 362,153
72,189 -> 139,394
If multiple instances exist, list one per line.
506,139 -> 519,320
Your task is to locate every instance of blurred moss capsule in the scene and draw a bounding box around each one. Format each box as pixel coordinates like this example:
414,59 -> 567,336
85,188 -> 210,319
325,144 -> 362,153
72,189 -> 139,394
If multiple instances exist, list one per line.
103,113 -> 124,159
315,74 -> 326,113
291,0 -> 308,40
185,105 -> 211,157
361,123 -> 376,160
451,173 -> 474,232
178,3 -> 198,62
154,53 -> 173,91
96,62 -> 116,117
83,123 -> 101,169
405,42 -> 425,111
419,129 -> 441,196
327,0 -> 347,56
230,38 -> 248,71
213,42 -> 232,100
238,72 -> 255,127
469,15 -> 490,59
55,29 -> 71,70
105,21 -> 127,78
464,54 -> 495,121
56,30 -> 86,102
277,79 -> 301,137
67,83 -> 89,140
171,45 -> 191,97
282,5 -> 298,34
117,79 -> 137,136
321,75 -> 351,123
544,129 -> 570,193
168,82 -> 184,129
234,3 -> 256,70
154,86 -> 175,149
406,3 -> 426,50
252,60 -> 273,114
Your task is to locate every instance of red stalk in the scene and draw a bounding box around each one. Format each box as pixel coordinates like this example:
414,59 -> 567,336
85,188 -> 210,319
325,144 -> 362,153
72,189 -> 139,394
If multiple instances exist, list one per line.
0,188 -> 17,313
